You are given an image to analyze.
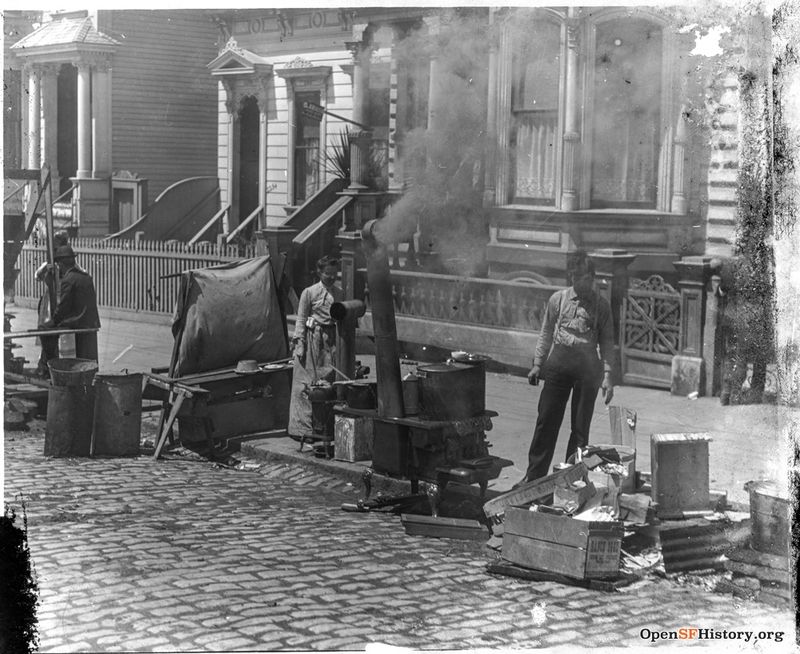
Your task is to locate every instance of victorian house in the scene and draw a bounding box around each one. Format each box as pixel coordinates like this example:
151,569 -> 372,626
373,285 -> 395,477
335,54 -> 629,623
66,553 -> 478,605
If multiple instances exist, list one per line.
5,9 -> 219,235
5,7 -> 772,394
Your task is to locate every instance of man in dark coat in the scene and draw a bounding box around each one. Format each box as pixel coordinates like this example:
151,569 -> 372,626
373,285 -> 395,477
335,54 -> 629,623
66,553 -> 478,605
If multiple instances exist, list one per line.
40,245 -> 101,365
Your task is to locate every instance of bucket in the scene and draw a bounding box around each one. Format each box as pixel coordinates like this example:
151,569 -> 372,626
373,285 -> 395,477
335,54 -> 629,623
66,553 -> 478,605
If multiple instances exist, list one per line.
91,373 -> 143,456
45,384 -> 95,457
48,358 -> 98,387
747,481 -> 790,557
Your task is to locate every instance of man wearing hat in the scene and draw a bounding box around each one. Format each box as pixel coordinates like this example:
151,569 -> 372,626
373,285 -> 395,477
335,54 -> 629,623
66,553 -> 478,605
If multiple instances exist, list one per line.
39,245 -> 101,366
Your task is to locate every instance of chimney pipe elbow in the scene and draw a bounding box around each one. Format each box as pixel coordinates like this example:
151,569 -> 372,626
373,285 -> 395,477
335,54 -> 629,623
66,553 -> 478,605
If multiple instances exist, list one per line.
330,299 -> 366,322
361,219 -> 379,246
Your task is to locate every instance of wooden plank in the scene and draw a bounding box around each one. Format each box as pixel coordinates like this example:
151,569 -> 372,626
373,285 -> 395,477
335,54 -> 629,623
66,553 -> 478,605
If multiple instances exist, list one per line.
725,547 -> 790,571
725,561 -> 791,585
486,561 -> 635,590
482,463 -> 588,522
400,514 -> 489,541
4,328 -> 99,339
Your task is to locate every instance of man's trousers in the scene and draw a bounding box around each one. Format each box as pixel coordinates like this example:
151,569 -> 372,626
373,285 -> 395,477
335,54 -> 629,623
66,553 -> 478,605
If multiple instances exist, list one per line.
525,345 -> 601,481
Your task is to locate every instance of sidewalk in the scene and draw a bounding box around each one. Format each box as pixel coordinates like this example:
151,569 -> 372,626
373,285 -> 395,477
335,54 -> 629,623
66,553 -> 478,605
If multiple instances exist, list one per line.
6,303 -> 794,506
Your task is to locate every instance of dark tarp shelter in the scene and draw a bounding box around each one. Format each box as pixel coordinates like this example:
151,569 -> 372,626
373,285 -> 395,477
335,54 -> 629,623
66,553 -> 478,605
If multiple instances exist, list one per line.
170,256 -> 289,376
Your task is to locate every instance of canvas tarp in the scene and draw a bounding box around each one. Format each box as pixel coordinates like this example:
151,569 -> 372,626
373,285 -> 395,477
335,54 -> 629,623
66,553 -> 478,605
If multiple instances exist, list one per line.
170,256 -> 288,377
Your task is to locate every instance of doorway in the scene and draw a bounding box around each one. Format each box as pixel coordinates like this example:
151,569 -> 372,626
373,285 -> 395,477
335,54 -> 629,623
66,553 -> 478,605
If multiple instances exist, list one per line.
57,63 -> 78,196
237,96 -> 260,231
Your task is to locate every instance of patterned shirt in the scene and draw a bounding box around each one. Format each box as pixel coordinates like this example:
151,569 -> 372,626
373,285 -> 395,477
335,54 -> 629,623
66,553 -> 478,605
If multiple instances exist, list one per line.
533,287 -> 614,373
293,280 -> 344,341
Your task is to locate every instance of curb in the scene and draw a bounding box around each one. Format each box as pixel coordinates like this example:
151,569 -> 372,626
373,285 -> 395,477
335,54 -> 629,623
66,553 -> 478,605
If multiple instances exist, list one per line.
235,436 -> 498,504
236,437 -> 414,498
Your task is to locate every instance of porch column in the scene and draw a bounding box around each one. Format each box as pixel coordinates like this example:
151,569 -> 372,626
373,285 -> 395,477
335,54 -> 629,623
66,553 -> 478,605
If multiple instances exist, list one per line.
704,270 -> 724,397
92,61 -> 112,178
285,81 -> 296,204
495,23 -> 513,206
76,62 -> 93,179
589,249 -> 637,384
483,9 -> 500,207
41,64 -> 59,186
26,64 -> 42,169
671,256 -> 715,396
670,105 -> 689,214
560,12 -> 581,211
257,84 -> 269,229
222,79 -> 237,232
345,38 -> 372,190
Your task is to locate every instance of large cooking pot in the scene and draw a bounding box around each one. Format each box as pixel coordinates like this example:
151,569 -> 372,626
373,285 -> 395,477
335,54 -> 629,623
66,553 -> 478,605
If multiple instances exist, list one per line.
417,361 -> 485,421
343,381 -> 377,410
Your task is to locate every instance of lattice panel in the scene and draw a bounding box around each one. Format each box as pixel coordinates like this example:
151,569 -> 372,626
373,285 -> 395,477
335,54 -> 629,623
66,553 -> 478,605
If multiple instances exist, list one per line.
623,292 -> 681,355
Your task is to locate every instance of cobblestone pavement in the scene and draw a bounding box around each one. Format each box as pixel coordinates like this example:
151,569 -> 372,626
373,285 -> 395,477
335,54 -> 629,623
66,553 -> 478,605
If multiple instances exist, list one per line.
4,423 -> 795,653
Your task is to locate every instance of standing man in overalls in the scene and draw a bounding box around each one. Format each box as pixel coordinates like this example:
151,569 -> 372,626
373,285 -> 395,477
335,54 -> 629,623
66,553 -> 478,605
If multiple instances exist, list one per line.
515,255 -> 615,487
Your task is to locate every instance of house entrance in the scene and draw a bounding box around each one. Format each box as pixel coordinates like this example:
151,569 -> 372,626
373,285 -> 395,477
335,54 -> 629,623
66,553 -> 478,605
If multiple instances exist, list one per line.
57,63 -> 78,195
238,96 -> 260,229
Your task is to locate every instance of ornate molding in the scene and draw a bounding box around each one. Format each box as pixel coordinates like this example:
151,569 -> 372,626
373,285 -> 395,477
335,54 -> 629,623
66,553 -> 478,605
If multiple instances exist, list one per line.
284,56 -> 313,69
338,8 -> 356,32
222,75 -> 271,114
221,37 -> 245,57
276,10 -> 293,41
566,17 -> 581,50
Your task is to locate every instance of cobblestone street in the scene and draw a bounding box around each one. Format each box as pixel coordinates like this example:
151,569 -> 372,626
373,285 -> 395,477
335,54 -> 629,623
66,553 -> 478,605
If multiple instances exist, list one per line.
4,423 -> 795,653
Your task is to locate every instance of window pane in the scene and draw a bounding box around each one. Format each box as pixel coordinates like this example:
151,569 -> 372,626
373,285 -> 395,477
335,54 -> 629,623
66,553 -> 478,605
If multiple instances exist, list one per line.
591,19 -> 662,207
511,20 -> 560,204
294,91 -> 320,204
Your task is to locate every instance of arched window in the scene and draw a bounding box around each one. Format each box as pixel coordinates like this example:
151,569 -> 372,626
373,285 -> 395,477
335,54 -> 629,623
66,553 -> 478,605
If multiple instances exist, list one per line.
590,18 -> 663,208
510,18 -> 562,205
501,9 -> 676,212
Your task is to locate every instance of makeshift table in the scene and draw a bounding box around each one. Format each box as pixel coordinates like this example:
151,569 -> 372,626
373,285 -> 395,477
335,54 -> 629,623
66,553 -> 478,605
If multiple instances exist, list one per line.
144,361 -> 292,459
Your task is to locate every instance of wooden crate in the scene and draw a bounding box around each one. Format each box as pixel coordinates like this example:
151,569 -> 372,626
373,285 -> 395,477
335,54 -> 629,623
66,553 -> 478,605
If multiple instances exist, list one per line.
334,413 -> 374,463
502,507 -> 624,579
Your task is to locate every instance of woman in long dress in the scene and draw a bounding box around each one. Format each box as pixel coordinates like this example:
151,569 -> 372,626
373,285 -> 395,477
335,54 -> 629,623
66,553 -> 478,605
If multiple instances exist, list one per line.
288,255 -> 343,439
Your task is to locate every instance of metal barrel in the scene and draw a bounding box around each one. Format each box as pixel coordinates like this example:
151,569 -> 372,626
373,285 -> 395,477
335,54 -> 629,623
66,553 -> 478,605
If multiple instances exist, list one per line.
44,384 -> 95,457
47,358 -> 98,386
91,373 -> 143,456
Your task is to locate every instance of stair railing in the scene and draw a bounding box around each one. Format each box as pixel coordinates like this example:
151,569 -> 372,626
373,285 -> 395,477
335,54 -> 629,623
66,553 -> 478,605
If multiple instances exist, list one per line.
188,203 -> 231,245
225,205 -> 264,244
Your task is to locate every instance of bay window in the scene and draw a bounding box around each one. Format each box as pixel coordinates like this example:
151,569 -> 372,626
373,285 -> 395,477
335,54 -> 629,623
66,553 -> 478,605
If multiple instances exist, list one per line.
501,9 -> 678,212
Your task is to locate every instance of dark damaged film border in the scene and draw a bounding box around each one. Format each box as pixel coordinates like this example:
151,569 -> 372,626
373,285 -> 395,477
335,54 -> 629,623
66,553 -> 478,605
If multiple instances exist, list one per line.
772,0 -> 799,238
0,500 -> 39,653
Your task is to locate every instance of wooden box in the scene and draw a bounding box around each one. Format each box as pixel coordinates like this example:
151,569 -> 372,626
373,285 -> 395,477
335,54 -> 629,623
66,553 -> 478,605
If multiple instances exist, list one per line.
651,433 -> 711,516
502,507 -> 624,579
334,413 -> 374,463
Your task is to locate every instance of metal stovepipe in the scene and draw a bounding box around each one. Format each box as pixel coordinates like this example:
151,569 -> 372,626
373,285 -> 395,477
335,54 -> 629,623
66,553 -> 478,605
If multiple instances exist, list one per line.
361,220 -> 405,418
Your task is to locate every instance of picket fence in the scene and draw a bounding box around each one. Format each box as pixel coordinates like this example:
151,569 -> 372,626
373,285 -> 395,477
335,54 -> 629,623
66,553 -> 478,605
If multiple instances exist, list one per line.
15,237 -> 255,315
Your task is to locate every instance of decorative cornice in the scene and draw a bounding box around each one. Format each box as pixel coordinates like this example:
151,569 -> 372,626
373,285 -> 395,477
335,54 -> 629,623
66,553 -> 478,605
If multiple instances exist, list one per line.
222,37 -> 245,56
284,56 -> 313,69
338,8 -> 356,32
566,17 -> 581,50
276,62 -> 332,82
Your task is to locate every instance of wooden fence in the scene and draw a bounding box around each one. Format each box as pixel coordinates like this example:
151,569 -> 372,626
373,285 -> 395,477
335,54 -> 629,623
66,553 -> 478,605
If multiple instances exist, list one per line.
377,269 -> 560,333
15,236 -> 557,336
15,237 -> 255,315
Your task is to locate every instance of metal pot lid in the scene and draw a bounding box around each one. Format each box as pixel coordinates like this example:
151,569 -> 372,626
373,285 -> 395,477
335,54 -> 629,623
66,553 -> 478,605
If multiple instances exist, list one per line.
417,362 -> 471,373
